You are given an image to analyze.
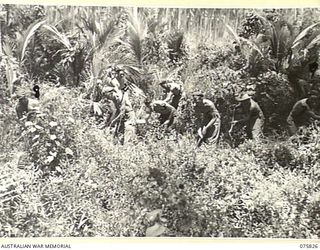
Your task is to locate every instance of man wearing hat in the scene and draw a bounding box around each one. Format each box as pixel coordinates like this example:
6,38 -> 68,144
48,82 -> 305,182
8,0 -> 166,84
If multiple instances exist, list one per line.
231,94 -> 264,140
192,92 -> 221,147
287,95 -> 320,135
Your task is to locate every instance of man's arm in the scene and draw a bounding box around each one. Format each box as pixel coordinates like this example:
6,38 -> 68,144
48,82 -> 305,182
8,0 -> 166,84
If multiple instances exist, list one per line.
233,115 -> 250,124
164,91 -> 174,103
201,116 -> 218,137
202,103 -> 219,134
290,101 -> 305,118
204,113 -> 218,130
306,110 -> 320,120
162,104 -> 176,126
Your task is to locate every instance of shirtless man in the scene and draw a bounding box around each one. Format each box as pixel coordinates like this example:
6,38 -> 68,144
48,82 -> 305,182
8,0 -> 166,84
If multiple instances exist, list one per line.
159,79 -> 183,109
287,95 -> 320,135
231,94 -> 264,140
150,100 -> 176,127
192,92 -> 221,147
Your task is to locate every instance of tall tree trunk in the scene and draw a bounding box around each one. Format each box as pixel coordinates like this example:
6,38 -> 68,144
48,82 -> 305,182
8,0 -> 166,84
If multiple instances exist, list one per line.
198,10 -> 202,39
177,8 -> 181,29
166,8 -> 171,30
186,9 -> 191,33
71,5 -> 75,32
0,21 -> 2,56
213,17 -> 216,41
235,9 -> 239,32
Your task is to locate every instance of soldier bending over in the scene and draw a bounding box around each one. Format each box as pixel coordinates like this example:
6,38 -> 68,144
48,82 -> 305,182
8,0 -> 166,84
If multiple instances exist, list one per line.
193,92 -> 221,147
287,95 -> 320,135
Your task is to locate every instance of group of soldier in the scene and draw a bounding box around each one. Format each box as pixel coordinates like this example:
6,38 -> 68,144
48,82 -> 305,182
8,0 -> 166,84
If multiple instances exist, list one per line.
85,65 -> 320,146
15,65 -> 320,146
89,66 -> 185,144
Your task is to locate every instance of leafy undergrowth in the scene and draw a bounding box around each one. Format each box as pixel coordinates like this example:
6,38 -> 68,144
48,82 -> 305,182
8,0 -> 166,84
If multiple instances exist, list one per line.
0,85 -> 319,238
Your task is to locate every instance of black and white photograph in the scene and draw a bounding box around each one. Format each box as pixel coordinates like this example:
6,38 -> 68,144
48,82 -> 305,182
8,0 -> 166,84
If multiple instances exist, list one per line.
0,3 -> 320,239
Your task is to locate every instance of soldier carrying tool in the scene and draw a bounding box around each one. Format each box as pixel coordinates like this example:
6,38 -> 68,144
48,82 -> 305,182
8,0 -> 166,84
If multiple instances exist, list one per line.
231,94 -> 265,140
100,84 -> 136,144
192,92 -> 221,147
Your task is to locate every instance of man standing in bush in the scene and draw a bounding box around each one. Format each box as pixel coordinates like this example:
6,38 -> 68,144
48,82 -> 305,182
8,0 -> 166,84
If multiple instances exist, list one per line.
287,95 -> 320,135
192,92 -> 221,147
231,94 -> 264,140
100,84 -> 136,144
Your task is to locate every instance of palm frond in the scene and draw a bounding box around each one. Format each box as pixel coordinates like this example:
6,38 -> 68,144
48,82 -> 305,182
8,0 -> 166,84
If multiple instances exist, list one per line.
18,20 -> 46,62
292,21 -> 320,49
81,15 -> 97,34
96,19 -> 122,51
267,23 -> 277,57
306,34 -> 320,50
269,22 -> 291,59
147,16 -> 168,36
122,64 -> 143,82
225,24 -> 241,44
42,24 -> 72,50
122,12 -> 147,65
120,64 -> 146,97
240,37 -> 264,58
168,31 -> 184,53
252,11 -> 270,26
225,23 -> 264,58
128,82 -> 146,98
2,40 -> 14,58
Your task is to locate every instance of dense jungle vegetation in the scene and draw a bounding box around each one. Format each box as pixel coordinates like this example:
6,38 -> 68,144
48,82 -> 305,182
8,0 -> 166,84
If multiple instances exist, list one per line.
0,5 -> 320,237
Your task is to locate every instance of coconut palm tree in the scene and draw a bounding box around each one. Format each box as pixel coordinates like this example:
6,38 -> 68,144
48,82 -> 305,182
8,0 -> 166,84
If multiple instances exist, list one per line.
226,11 -> 320,76
256,12 -> 320,73
2,19 -> 46,96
